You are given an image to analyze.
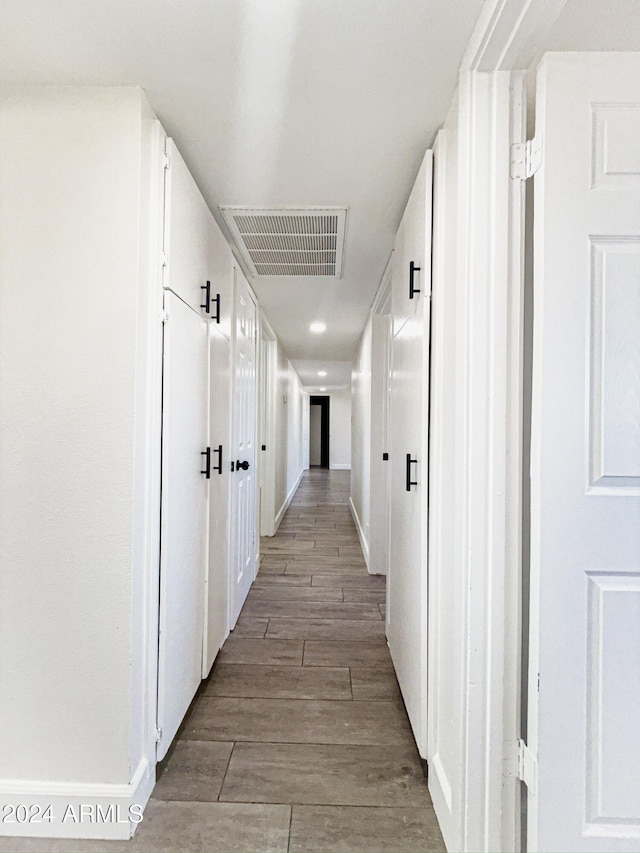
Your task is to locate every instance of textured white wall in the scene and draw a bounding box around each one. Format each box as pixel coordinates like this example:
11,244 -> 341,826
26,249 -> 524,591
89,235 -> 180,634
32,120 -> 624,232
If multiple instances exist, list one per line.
350,318 -> 372,548
0,88 -> 150,785
329,388 -> 352,470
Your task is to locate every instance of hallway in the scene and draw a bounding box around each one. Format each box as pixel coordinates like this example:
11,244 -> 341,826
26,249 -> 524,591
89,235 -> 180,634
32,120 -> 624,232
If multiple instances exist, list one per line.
0,471 -> 444,853
155,469 -> 445,852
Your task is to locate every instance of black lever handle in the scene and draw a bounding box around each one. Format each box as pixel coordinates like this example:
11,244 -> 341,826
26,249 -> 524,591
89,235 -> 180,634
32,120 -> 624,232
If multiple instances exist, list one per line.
212,293 -> 221,324
213,444 -> 223,475
409,261 -> 421,299
406,453 -> 418,491
201,447 -> 211,479
200,281 -> 211,314
236,460 -> 250,471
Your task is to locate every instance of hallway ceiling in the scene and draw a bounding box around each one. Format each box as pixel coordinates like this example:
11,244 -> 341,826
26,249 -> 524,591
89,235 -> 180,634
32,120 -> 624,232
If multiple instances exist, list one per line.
0,0 -> 483,371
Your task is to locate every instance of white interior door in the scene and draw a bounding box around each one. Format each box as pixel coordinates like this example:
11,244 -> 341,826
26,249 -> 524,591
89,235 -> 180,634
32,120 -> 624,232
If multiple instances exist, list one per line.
203,323 -> 231,676
529,52 -> 640,853
369,312 -> 392,577
157,291 -> 208,759
230,268 -> 258,628
387,150 -> 432,758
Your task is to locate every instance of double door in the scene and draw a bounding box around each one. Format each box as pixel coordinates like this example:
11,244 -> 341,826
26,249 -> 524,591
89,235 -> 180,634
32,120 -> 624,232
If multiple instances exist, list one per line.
387,150 -> 433,759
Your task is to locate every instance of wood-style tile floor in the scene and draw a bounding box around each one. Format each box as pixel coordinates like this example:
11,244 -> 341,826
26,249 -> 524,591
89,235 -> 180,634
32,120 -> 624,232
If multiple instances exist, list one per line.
0,470 -> 445,853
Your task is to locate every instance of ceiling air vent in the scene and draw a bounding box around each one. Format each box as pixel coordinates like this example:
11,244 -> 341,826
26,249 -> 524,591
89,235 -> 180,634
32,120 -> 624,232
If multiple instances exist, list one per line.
220,207 -> 347,278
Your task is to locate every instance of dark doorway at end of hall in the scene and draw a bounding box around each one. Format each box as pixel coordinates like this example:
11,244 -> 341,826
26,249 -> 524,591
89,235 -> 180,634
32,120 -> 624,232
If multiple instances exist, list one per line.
309,395 -> 330,468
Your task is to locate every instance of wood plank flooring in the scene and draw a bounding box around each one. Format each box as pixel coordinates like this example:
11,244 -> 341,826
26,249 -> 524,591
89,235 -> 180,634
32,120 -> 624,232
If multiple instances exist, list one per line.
0,470 -> 445,853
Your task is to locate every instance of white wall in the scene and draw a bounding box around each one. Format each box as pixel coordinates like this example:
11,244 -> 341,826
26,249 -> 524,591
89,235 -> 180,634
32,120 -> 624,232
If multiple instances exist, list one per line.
329,388 -> 352,470
0,87 -> 159,823
350,317 -> 372,558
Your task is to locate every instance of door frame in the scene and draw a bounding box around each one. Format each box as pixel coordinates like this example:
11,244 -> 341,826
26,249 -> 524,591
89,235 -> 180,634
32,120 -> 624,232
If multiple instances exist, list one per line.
453,1 -> 568,851
309,396 -> 330,468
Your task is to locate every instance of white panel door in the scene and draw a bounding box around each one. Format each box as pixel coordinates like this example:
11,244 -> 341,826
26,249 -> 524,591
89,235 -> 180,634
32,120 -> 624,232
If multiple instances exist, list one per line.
164,139 -> 233,335
229,268 -> 258,628
157,291 -> 208,759
529,53 -> 640,853
388,150 -> 432,758
203,323 -> 231,676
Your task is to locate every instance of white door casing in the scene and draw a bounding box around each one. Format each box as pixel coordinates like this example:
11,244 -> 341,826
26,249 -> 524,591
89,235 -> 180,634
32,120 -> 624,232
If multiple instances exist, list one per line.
229,267 -> 258,628
387,149 -> 433,759
203,322 -> 231,676
157,291 -> 208,759
529,52 -> 640,853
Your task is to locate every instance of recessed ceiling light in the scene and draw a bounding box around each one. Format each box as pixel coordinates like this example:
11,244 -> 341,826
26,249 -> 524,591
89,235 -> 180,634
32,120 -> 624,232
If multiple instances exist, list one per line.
318,371 -> 327,377
310,322 -> 326,334
319,387 -> 326,391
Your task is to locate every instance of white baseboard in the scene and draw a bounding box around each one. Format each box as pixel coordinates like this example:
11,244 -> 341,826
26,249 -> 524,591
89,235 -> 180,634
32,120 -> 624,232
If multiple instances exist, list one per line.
274,467 -> 304,533
349,497 -> 370,568
0,758 -> 154,840
330,463 -> 351,470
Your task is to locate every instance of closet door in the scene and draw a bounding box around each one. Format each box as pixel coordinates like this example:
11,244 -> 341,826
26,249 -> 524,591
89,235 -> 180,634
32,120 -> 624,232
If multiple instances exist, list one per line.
387,150 -> 433,758
163,139 -> 233,334
229,268 -> 258,628
203,323 -> 232,675
391,155 -> 430,335
157,291 -> 208,759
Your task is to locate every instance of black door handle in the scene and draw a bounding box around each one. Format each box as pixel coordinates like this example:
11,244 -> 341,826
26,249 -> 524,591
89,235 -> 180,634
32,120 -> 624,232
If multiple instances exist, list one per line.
236,460 -> 250,471
213,445 -> 223,475
200,281 -> 211,314
201,447 -> 211,479
409,261 -> 421,299
212,293 -> 221,324
201,281 -> 221,323
406,453 -> 418,491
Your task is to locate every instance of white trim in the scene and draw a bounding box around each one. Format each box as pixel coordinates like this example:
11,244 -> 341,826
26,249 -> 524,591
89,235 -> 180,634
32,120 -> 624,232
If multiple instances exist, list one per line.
274,467 -> 304,532
329,463 -> 351,470
0,759 -> 154,840
348,496 -> 370,568
461,0 -> 567,72
136,115 -> 165,798
370,254 -> 393,316
456,68 -> 527,853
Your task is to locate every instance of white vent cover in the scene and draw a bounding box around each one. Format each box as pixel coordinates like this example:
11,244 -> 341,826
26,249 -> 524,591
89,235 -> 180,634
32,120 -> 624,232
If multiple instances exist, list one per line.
220,207 -> 347,278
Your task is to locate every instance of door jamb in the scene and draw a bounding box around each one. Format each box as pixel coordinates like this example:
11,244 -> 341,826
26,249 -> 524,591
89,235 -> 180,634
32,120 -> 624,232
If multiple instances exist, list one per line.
309,396 -> 330,468
454,2 -> 568,851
